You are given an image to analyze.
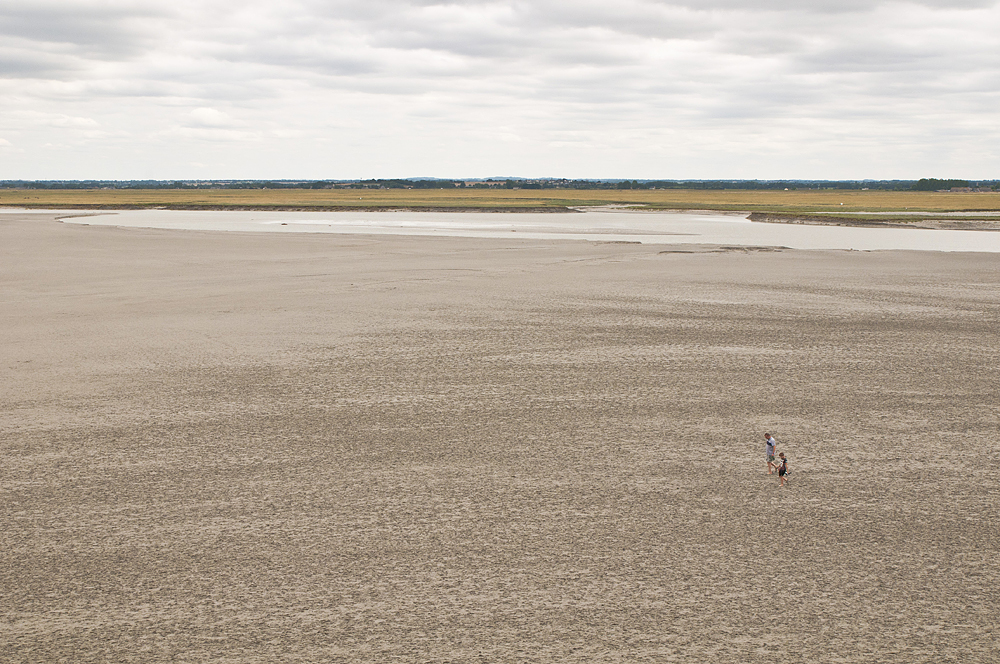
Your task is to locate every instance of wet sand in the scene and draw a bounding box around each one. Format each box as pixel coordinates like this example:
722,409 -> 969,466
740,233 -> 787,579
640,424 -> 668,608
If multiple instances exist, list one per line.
2,213 -> 998,662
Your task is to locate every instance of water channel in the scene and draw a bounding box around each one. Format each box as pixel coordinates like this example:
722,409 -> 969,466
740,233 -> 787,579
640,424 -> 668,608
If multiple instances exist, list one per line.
35,208 -> 1000,252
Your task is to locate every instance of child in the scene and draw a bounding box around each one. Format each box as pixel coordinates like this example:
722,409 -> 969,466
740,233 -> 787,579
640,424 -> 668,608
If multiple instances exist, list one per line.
777,452 -> 789,487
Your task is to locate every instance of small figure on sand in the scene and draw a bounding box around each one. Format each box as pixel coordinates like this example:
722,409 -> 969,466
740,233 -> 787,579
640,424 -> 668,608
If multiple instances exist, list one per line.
765,432 -> 778,474
777,452 -> 789,486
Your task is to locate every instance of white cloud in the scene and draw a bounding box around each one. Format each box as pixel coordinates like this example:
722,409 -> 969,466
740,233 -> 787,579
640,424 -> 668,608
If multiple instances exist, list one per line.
1,111 -> 99,128
1,0 -> 998,179
164,127 -> 259,142
186,107 -> 240,128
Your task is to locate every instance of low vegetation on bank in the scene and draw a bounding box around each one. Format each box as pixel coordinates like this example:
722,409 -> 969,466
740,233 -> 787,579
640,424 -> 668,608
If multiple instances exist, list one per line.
3,187 -> 1000,215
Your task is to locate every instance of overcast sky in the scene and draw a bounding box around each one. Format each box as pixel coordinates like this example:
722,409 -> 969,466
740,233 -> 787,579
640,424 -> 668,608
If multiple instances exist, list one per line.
1,0 -> 998,180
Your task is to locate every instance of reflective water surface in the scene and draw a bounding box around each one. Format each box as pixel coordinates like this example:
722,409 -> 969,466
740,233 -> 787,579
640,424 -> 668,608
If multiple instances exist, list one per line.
51,208 -> 1000,252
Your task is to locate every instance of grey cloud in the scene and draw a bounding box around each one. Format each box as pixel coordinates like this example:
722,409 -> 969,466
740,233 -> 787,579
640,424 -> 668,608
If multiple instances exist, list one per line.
0,3 -> 165,59
2,0 -> 998,178
232,39 -> 382,76
0,43 -> 84,78
652,0 -> 995,10
9,0 -> 992,100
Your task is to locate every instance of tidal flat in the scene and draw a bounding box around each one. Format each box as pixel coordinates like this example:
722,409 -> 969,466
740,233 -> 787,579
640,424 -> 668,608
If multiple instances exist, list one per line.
2,212 -> 998,663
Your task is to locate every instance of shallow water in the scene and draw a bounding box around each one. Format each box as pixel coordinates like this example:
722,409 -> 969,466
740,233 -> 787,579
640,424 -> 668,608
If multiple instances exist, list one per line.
49,208 -> 1000,252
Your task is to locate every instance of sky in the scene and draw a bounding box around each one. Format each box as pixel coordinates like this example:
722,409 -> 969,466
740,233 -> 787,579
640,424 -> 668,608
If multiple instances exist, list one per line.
1,0 -> 998,180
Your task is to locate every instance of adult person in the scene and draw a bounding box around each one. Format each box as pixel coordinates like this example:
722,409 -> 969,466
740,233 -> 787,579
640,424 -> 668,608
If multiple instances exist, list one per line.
765,433 -> 778,474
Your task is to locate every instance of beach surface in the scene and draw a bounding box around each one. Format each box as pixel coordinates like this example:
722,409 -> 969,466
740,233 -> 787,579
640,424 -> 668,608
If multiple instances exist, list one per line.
2,212 -> 998,662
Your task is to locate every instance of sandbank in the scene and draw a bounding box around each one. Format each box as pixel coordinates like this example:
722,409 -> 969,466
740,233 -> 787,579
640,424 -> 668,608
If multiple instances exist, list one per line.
2,212 -> 998,662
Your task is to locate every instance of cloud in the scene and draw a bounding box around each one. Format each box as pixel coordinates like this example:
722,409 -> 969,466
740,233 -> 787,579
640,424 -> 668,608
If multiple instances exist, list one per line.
185,107 -> 240,128
2,111 -> 99,128
0,2 -> 166,64
162,127 -> 260,142
1,0 -> 998,178
154,108 -> 266,142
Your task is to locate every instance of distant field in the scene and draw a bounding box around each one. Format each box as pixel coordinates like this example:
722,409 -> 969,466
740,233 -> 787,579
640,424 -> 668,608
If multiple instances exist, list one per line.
3,187 -> 1000,215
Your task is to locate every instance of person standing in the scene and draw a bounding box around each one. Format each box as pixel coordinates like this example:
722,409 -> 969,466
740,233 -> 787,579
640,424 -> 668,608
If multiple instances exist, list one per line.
777,452 -> 789,487
765,433 -> 778,474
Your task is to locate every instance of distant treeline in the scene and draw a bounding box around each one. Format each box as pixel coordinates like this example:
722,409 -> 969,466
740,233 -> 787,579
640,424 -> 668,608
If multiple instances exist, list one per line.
2,178 -> 997,191
909,178 -> 975,191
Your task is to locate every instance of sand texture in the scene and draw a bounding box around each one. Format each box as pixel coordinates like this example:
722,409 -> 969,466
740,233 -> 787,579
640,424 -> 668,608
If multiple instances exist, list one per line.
2,213 -> 998,663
